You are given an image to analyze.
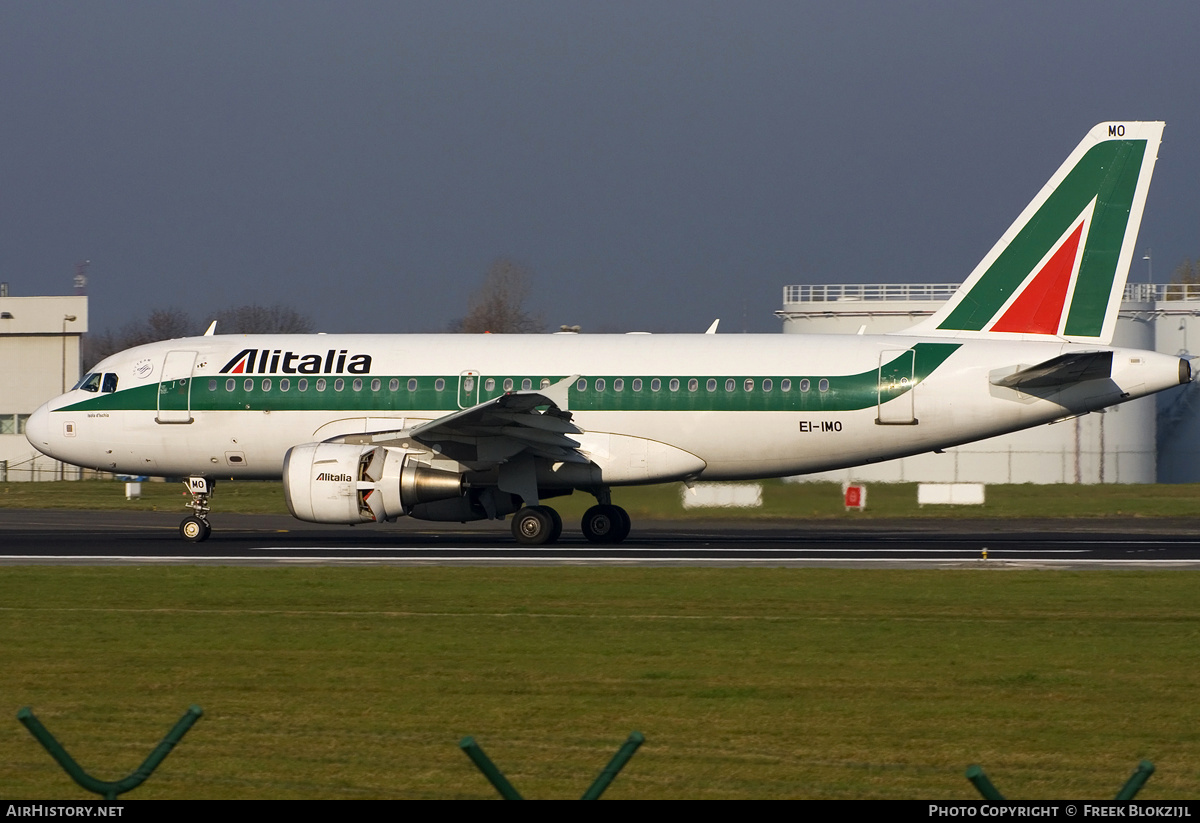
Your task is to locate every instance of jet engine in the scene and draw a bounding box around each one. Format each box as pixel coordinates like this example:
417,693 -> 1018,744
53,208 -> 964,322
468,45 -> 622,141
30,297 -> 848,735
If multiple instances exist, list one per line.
283,442 -> 467,524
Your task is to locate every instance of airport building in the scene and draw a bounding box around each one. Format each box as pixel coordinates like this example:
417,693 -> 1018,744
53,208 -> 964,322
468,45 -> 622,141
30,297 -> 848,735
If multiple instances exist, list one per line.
0,288 -> 88,480
778,282 -> 1200,484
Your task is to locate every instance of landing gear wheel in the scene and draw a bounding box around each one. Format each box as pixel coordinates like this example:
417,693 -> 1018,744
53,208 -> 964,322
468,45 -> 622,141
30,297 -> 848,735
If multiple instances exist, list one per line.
581,504 -> 631,544
545,506 -> 563,544
512,506 -> 560,545
180,516 -> 211,543
611,505 -> 631,543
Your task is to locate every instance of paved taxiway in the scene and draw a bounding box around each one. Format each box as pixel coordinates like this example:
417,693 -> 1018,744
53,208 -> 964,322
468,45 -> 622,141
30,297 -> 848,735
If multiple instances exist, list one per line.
2,510 -> 1200,568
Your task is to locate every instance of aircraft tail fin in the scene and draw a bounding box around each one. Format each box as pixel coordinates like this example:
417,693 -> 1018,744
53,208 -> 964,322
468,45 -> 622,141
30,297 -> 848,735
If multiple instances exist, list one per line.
899,122 -> 1164,345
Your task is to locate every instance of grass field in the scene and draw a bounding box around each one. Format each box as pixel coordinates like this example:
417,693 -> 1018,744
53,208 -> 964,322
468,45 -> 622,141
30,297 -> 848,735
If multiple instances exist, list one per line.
4,567 -> 1200,799
6,479 -> 1200,520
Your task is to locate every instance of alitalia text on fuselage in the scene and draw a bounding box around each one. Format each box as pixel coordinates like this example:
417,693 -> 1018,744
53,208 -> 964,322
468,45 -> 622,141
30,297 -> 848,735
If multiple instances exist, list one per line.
220,348 -> 373,375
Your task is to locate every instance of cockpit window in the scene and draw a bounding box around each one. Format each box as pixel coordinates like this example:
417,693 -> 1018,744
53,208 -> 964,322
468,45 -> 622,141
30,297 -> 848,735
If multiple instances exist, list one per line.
101,373 -> 118,393
76,373 -> 102,393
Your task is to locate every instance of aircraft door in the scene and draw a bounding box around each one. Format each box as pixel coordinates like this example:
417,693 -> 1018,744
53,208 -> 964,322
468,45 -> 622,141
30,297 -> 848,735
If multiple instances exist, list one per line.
876,349 -> 917,425
458,370 -> 480,409
157,350 -> 197,424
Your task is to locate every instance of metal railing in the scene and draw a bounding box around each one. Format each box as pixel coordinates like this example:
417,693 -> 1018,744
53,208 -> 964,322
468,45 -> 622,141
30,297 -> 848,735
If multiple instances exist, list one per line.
783,284 -> 961,304
783,282 -> 1200,305
1129,282 -> 1200,302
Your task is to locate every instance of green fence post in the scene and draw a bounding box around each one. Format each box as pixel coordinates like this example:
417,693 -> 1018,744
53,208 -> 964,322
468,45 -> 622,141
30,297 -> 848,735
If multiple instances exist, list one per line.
965,764 -> 1005,801
18,705 -> 202,800
581,731 -> 644,800
459,736 -> 523,800
1115,760 -> 1155,801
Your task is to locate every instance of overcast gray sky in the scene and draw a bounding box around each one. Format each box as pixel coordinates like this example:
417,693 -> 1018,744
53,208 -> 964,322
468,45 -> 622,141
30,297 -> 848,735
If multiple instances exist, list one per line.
2,1 -> 1197,337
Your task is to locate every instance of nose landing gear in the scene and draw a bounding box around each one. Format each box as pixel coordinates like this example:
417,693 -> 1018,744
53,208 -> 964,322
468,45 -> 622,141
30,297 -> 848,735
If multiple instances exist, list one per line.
180,476 -> 214,543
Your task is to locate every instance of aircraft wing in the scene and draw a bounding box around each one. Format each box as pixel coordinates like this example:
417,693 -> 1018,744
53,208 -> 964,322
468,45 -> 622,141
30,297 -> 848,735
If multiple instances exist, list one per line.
407,375 -> 586,465
990,351 -> 1114,391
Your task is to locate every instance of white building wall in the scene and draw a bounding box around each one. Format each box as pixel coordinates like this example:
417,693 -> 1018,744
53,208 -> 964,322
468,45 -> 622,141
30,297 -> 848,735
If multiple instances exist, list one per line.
0,295 -> 88,480
1151,296 -> 1200,483
778,284 -> 1194,484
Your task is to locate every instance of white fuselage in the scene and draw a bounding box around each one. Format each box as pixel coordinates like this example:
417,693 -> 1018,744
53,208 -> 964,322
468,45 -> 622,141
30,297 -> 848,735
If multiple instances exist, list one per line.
26,332 -> 1187,486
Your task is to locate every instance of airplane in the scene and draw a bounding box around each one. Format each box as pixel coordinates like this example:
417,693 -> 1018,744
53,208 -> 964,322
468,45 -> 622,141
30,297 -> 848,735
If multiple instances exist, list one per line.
26,121 -> 1189,545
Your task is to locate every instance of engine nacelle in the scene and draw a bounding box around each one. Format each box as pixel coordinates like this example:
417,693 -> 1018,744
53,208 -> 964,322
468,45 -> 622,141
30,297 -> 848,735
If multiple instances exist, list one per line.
283,442 -> 466,524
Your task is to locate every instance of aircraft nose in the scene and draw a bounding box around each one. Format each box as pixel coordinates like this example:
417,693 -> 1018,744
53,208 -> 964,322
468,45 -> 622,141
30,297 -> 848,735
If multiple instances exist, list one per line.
25,403 -> 52,454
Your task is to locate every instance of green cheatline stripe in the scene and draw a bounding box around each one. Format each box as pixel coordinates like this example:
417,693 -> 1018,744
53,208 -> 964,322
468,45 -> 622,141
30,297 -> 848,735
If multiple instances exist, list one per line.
939,139 -> 1146,336
58,343 -> 961,416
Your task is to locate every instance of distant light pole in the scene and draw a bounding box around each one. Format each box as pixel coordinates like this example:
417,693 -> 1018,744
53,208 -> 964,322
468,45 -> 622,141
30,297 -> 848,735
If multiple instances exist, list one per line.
1143,249 -> 1153,284
61,315 -> 77,394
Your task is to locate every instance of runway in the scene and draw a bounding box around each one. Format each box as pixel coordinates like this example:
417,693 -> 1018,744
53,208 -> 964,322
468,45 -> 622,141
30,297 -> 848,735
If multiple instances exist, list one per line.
3,509 -> 1200,567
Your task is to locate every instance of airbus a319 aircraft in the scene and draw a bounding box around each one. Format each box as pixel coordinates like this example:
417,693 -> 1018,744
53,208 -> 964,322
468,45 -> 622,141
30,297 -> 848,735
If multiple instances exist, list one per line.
27,122 -> 1188,545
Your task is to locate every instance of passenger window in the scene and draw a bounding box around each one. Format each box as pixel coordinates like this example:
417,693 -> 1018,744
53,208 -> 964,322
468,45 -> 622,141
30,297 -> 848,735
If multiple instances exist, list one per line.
522,378 -> 532,390
613,379 -> 624,392
596,378 -> 606,392
632,378 -> 643,391
484,378 -> 495,392
651,378 -> 662,392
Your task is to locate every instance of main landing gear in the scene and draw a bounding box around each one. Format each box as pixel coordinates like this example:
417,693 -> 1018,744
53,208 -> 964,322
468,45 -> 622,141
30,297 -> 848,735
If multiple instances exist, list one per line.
580,504 -> 631,544
180,476 -> 213,543
511,505 -> 563,545
509,500 -> 631,546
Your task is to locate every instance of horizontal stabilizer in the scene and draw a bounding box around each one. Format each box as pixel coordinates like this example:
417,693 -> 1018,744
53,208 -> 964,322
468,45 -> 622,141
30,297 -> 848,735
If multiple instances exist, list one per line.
991,351 -> 1113,391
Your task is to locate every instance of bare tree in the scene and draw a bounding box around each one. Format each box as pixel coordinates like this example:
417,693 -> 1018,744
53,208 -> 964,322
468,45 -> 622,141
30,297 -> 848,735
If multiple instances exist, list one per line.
453,259 -> 544,333
1166,258 -> 1200,301
1172,259 -> 1200,284
212,304 -> 315,334
144,307 -> 196,341
83,307 -> 196,365
82,304 -> 314,366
